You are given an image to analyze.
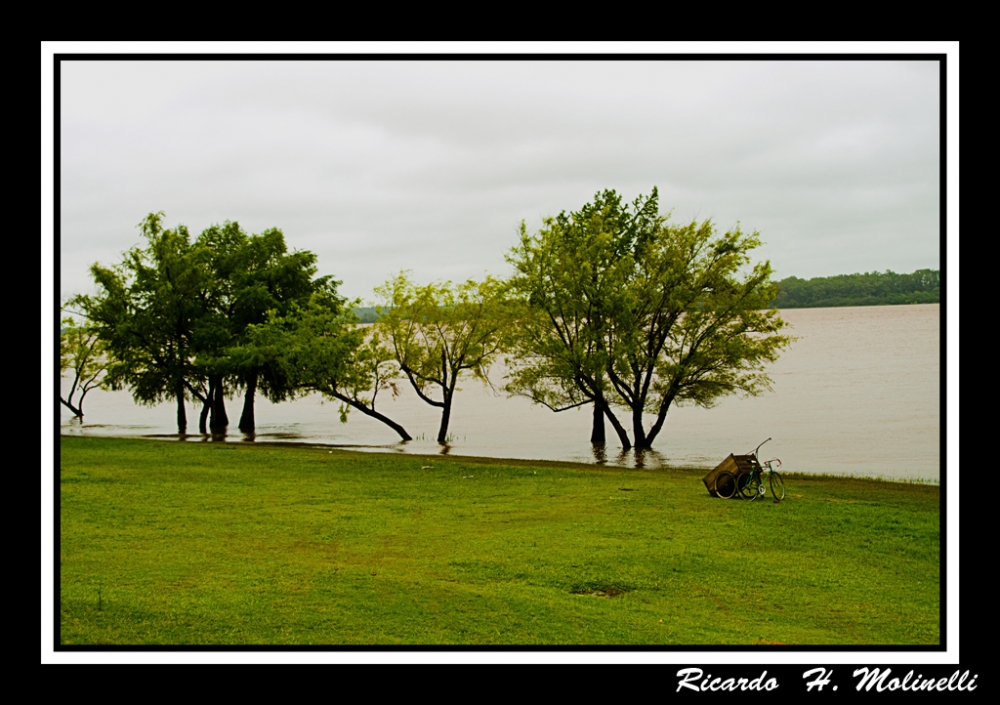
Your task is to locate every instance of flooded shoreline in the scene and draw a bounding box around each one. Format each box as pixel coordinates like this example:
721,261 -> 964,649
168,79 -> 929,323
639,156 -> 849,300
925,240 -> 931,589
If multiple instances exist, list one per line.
59,305 -> 942,482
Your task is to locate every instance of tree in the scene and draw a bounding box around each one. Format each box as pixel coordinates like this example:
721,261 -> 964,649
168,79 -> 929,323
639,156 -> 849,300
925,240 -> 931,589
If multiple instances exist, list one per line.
194,221 -> 324,434
73,213 -> 210,434
504,190 -> 659,448
73,213 -> 327,436
506,188 -> 792,450
59,317 -> 110,419
375,273 -> 511,444
248,287 -> 412,441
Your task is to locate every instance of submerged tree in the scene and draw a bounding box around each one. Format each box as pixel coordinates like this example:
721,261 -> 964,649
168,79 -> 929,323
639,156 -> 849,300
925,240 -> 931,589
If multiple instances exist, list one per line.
502,249 -> 620,445
506,188 -> 793,450
194,221 -> 323,433
504,190 -> 658,448
73,213 -> 327,435
248,287 -> 411,441
375,273 -> 511,444
604,216 -> 792,449
59,317 -> 110,419
73,213 -> 209,434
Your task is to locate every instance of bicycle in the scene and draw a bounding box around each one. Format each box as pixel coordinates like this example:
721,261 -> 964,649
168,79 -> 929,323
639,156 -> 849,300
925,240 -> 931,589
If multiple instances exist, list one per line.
733,437 -> 785,501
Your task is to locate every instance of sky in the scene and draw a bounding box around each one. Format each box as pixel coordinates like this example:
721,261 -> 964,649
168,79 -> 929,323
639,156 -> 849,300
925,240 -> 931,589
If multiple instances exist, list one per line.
56,53 -> 943,304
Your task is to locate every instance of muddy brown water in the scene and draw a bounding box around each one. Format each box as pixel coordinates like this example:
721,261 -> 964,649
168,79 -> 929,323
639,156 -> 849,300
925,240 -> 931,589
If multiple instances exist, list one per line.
59,305 -> 943,481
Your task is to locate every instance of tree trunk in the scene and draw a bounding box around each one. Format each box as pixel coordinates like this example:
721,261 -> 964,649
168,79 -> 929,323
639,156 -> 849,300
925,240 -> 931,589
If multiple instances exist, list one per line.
175,382 -> 187,434
604,403 -> 632,450
643,393 -> 675,448
204,378 -> 217,433
632,406 -> 649,449
60,398 -> 83,418
215,379 -> 229,427
77,390 -> 91,418
209,375 -> 228,433
199,397 -> 210,434
239,372 -> 258,433
183,382 -> 209,434
333,392 -> 412,441
437,395 -> 453,444
590,401 -> 606,444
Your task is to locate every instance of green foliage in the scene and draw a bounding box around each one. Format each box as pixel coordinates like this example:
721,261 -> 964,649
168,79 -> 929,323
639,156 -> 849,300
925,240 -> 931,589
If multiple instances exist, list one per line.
249,288 -> 371,404
72,213 -> 327,433
72,213 -> 208,420
194,220 -> 327,432
248,288 -> 410,440
503,207 -> 621,416
506,188 -> 793,449
59,317 -> 110,418
773,269 -> 940,308
375,272 -> 512,443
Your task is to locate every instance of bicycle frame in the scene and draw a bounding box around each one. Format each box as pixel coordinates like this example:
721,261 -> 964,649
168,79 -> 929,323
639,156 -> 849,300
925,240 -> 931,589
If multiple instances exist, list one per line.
737,438 -> 784,501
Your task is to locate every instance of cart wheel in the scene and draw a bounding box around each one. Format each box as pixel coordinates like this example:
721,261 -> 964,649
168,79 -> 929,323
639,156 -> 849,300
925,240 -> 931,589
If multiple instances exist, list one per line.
716,471 -> 736,499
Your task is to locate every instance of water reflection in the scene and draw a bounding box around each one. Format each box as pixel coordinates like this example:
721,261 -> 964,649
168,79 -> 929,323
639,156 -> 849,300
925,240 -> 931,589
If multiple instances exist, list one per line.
588,444 -> 667,469
631,447 -> 665,469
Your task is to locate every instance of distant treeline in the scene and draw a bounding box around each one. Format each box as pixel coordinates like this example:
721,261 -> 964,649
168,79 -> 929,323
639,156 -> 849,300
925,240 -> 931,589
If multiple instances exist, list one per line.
353,306 -> 380,323
772,269 -> 940,309
356,270 -> 940,317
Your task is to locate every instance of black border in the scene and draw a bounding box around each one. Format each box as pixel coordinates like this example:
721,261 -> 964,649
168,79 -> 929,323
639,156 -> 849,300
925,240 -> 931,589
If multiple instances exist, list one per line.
50,50 -> 951,662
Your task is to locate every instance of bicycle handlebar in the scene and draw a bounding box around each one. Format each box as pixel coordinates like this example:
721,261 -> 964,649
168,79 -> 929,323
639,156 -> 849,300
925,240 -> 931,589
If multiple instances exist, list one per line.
751,437 -> 772,459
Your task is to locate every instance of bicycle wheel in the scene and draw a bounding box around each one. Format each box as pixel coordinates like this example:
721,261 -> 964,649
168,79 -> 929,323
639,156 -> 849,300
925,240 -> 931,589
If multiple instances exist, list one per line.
769,472 -> 785,501
716,471 -> 736,499
737,472 -> 759,500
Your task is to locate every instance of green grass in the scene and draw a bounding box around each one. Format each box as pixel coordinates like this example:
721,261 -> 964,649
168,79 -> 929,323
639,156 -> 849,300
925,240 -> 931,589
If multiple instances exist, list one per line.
58,436 -> 940,646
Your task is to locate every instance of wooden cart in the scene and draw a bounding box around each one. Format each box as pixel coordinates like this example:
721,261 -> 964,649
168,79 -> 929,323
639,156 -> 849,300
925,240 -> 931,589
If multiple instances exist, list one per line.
703,453 -> 759,499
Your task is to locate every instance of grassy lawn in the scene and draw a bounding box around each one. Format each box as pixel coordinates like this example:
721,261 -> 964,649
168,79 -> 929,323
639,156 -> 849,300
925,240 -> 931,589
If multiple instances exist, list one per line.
57,436 -> 940,646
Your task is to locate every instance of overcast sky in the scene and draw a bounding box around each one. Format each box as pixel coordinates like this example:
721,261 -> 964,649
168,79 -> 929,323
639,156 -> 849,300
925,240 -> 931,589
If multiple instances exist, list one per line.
57,57 -> 942,303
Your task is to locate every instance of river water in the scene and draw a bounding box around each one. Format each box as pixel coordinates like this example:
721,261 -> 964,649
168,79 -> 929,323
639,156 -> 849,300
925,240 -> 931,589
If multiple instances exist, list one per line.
59,304 -> 943,482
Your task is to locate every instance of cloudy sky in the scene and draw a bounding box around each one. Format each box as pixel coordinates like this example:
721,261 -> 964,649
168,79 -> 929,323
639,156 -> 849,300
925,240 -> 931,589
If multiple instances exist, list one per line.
55,54 -> 943,304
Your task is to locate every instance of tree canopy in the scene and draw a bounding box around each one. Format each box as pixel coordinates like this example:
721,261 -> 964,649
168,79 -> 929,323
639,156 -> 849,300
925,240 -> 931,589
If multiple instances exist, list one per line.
59,317 -> 110,419
375,272 -> 511,444
506,188 -> 792,450
73,213 -> 326,435
73,213 -> 208,433
193,221 -> 325,433
247,287 -> 411,441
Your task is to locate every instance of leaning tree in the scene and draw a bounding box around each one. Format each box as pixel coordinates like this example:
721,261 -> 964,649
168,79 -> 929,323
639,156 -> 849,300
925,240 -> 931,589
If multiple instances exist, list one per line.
375,272 -> 511,444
